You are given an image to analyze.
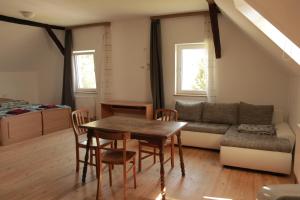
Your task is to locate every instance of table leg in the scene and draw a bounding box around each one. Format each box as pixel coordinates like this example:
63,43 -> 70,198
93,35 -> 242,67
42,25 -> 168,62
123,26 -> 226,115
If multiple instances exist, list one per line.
158,141 -> 166,200
82,129 -> 92,183
114,139 -> 118,149
177,131 -> 185,176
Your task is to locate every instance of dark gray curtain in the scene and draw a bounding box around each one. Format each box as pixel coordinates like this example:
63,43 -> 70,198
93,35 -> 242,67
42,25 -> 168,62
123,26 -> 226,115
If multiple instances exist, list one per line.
150,19 -> 164,111
62,29 -> 75,110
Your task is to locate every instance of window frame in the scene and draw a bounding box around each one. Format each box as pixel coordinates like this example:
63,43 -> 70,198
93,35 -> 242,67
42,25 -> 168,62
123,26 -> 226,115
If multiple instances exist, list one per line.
72,50 -> 97,94
175,43 -> 208,96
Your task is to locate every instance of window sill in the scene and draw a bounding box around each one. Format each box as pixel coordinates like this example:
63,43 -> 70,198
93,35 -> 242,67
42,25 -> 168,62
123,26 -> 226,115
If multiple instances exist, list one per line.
75,91 -> 97,95
173,93 -> 207,97
75,92 -> 97,98
74,91 -> 97,98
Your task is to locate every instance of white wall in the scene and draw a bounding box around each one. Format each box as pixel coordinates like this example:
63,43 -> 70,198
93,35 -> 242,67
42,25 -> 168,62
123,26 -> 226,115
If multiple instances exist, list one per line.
71,19 -> 152,118
161,15 -> 207,108
0,72 -> 39,103
160,15 -> 289,116
216,15 -> 289,116
79,15 -> 289,117
111,18 -> 151,102
72,26 -> 105,118
288,76 -> 300,181
36,29 -> 64,104
0,15 -> 290,115
0,21 -> 64,104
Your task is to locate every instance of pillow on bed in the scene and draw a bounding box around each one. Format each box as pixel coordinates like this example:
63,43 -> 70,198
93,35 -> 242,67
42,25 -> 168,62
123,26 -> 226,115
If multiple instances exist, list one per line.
0,98 -> 13,104
1,100 -> 29,109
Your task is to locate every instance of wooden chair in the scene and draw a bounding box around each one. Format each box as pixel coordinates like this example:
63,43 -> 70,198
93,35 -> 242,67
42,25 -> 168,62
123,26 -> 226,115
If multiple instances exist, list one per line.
71,109 -> 113,173
94,131 -> 137,200
138,109 -> 178,172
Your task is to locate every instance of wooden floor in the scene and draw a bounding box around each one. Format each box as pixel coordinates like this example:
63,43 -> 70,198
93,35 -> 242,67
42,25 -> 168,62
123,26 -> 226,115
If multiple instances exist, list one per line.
0,129 -> 294,200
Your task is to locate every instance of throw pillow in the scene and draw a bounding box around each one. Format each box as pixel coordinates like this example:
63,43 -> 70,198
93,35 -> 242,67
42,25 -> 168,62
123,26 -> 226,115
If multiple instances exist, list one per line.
175,101 -> 202,122
202,103 -> 238,125
239,102 -> 274,125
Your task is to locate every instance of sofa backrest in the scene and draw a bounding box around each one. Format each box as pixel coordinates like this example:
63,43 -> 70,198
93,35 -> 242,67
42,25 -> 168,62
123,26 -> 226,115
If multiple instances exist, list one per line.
202,103 -> 239,125
174,101 -> 282,125
239,102 -> 274,125
175,101 -> 202,122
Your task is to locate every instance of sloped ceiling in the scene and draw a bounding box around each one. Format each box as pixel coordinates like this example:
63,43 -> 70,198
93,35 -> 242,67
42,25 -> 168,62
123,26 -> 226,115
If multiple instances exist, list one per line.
0,0 -> 208,26
246,0 -> 300,47
215,0 -> 300,75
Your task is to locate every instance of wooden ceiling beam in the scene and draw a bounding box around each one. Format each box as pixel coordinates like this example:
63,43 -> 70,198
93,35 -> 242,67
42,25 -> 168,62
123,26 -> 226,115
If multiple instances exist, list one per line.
207,0 -> 221,58
0,15 -> 65,30
45,27 -> 65,55
68,22 -> 111,29
151,11 -> 208,20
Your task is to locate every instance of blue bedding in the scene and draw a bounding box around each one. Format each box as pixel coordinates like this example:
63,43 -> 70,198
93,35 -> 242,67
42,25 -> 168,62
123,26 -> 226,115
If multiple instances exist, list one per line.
0,103 -> 70,118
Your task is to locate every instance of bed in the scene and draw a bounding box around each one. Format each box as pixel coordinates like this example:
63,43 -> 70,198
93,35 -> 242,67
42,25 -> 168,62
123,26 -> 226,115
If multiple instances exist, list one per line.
0,98 -> 71,146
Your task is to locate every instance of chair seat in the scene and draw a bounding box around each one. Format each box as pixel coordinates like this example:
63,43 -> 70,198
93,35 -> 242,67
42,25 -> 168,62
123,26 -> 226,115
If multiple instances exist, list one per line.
102,150 -> 136,164
79,138 -> 113,148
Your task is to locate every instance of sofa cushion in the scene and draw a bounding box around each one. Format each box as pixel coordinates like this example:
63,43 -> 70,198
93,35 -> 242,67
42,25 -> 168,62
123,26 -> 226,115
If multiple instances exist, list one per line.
239,102 -> 274,125
202,103 -> 238,125
175,101 -> 202,122
221,126 -> 291,153
183,122 -> 230,134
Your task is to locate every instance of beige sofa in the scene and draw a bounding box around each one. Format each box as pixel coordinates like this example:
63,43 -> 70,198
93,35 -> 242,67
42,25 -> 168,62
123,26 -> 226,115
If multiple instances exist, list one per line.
175,101 -> 295,175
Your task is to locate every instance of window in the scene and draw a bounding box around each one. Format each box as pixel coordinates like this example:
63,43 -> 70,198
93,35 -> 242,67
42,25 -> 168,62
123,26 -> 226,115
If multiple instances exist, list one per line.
73,50 -> 97,93
175,43 -> 208,96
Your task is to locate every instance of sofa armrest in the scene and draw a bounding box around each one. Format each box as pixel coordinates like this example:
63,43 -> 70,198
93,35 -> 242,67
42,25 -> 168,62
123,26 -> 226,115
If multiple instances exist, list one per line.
276,122 -> 295,150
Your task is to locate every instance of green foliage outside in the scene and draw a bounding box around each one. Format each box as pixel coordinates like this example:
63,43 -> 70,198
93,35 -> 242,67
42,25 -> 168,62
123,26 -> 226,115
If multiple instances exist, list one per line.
192,59 -> 207,91
77,54 -> 96,89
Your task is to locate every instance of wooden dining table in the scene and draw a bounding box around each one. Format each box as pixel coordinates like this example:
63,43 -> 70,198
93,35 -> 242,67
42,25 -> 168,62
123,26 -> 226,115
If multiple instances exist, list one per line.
80,116 -> 187,200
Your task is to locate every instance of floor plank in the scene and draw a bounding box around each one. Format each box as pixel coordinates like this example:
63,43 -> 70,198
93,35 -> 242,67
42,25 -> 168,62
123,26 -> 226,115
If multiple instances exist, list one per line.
0,129 -> 294,200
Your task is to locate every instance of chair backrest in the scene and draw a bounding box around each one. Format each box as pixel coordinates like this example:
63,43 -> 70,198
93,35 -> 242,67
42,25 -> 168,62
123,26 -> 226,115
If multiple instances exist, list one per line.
155,109 -> 178,121
71,109 -> 90,139
94,131 -> 131,163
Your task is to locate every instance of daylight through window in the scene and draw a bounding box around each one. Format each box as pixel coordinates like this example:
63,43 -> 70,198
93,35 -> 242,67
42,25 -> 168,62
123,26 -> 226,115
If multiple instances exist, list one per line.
73,50 -> 97,92
175,43 -> 208,95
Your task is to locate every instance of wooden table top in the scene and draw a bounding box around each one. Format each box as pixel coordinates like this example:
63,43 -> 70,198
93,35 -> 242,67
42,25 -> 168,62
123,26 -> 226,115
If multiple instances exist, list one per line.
80,116 -> 187,139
